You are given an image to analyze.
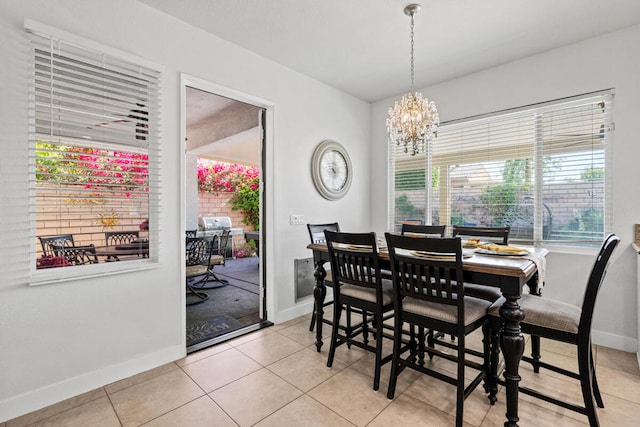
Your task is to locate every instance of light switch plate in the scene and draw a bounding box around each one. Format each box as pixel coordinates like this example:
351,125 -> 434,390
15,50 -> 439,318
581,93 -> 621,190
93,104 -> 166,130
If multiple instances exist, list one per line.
290,214 -> 305,225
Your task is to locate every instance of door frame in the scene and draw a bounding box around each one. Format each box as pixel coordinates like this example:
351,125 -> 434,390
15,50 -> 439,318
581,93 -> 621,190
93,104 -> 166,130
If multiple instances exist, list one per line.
179,74 -> 275,340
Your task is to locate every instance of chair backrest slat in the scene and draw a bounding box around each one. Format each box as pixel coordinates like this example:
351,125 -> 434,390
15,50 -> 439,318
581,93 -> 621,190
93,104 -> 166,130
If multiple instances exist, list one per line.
386,233 -> 463,308
325,231 -> 381,293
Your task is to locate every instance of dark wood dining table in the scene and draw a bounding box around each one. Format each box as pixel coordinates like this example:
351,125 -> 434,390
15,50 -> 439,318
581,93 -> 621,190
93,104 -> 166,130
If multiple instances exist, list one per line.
307,241 -> 548,427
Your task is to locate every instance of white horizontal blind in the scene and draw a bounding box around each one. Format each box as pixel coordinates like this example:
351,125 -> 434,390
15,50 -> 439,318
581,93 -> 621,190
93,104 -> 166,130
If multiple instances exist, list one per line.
27,28 -> 161,281
391,91 -> 613,246
390,137 -> 427,232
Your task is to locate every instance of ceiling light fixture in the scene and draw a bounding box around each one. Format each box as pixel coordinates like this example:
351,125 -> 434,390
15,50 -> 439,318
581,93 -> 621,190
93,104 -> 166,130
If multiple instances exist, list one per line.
387,3 -> 439,156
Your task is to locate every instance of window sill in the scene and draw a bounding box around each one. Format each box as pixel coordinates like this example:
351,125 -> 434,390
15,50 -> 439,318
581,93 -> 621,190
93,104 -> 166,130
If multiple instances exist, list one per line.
541,244 -> 599,256
29,259 -> 160,286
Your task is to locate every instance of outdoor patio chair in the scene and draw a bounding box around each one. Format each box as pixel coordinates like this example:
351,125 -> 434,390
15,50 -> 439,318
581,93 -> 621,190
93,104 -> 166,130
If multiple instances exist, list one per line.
185,236 -> 215,305
60,244 -> 99,265
192,229 -> 230,290
104,230 -> 141,261
39,234 -> 75,257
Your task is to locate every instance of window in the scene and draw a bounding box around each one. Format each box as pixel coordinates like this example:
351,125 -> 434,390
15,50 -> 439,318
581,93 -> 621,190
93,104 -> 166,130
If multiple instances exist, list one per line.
28,24 -> 161,281
390,91 -> 613,246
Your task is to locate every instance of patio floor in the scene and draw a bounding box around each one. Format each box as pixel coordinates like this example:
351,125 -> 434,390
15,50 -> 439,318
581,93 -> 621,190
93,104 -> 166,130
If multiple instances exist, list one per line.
186,256 -> 262,348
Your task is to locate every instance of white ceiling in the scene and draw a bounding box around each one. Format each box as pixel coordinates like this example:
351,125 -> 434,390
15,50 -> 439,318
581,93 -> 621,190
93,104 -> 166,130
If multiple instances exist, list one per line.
139,0 -> 640,102
185,87 -> 262,165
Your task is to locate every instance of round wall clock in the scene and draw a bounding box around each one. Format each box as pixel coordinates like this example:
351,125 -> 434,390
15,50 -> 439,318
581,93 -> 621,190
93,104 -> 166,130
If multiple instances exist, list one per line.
311,139 -> 353,200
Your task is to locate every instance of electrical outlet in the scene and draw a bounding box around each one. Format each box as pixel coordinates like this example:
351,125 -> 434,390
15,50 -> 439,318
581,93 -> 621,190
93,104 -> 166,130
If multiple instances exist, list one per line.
289,214 -> 305,225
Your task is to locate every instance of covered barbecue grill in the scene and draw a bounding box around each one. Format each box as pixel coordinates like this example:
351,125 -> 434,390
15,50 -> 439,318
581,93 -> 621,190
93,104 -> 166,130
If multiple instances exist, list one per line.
197,216 -> 244,258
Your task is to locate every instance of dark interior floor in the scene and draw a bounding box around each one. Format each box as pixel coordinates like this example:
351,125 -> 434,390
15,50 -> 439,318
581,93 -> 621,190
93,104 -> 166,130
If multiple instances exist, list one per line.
186,256 -> 261,347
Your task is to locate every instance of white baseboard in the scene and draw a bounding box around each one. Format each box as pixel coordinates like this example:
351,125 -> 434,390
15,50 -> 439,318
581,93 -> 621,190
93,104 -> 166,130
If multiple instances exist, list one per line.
273,290 -> 334,325
274,299 -> 314,324
0,344 -> 184,423
591,329 -> 637,353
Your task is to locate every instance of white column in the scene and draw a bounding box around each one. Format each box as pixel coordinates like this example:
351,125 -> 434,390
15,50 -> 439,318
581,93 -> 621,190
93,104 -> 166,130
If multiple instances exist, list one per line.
186,154 -> 199,230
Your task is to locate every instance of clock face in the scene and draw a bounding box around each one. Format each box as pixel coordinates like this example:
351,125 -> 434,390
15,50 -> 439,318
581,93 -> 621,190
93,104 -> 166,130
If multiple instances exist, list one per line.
311,140 -> 352,200
320,150 -> 348,191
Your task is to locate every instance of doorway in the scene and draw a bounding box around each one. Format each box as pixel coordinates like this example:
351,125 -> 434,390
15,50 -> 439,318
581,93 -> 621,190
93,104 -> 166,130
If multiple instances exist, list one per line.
183,83 -> 270,352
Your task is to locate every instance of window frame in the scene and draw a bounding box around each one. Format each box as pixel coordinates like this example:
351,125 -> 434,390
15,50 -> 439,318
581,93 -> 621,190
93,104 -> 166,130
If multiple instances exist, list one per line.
389,90 -> 614,248
26,20 -> 162,285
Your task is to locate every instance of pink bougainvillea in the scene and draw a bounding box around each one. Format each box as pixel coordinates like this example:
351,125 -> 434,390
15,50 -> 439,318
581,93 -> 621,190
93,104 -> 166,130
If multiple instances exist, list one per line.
197,160 -> 260,230
197,160 -> 259,194
36,143 -> 149,197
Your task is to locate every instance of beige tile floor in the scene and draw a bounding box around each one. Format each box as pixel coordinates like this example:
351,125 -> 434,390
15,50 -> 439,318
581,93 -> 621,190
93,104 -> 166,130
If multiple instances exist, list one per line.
6,314 -> 640,426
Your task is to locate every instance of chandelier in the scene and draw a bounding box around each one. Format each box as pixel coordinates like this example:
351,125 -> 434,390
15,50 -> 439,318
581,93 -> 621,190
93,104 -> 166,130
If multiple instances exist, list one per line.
387,4 -> 439,156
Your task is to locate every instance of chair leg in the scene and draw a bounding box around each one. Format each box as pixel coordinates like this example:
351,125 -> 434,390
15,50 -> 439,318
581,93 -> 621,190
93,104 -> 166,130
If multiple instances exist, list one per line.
426,329 -> 435,360
346,305 -> 352,348
186,283 -> 208,305
488,318 -> 501,405
309,307 -> 317,332
362,311 -> 369,345
387,316 -> 403,399
455,335 -> 465,427
530,335 -> 541,373
191,269 -> 229,289
578,341 -> 600,427
417,326 -> 425,366
373,312 -> 384,391
327,303 -> 342,368
590,347 -> 604,408
482,323 -> 491,393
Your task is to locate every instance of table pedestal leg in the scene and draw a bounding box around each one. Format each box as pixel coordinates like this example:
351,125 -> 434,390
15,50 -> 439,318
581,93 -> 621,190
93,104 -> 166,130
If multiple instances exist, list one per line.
500,296 -> 525,427
313,260 -> 327,352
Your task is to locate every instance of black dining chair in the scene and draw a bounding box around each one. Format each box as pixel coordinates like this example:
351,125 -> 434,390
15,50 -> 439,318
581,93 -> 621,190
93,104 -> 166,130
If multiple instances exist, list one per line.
450,225 -> 510,302
385,233 -> 491,427
486,233 -> 619,427
452,225 -> 510,245
307,222 -> 340,332
325,230 -> 394,391
401,223 -> 446,237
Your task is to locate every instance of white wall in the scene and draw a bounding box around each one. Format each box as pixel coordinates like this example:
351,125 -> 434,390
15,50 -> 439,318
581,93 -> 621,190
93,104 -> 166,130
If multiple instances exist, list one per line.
0,0 -> 370,421
371,24 -> 640,352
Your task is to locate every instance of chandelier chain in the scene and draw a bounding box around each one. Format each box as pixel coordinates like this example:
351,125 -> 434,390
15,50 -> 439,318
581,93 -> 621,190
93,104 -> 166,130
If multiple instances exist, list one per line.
410,12 -> 415,92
